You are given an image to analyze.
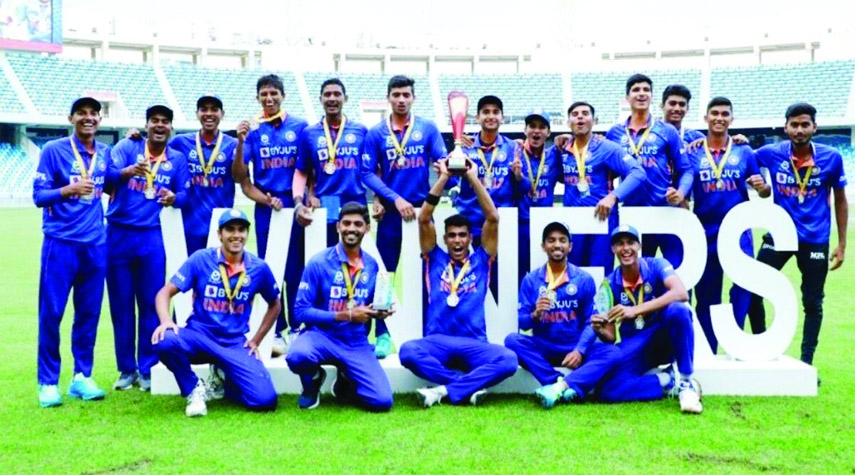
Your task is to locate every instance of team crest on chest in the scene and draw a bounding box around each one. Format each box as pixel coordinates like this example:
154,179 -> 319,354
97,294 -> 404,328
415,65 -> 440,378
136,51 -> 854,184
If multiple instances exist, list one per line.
286,131 -> 297,142
345,133 -> 356,144
98,160 -> 107,172
497,152 -> 506,161
643,283 -> 653,294
728,155 -> 740,165
567,283 -> 577,296
242,274 -> 251,285
216,153 -> 226,162
161,161 -> 173,171
360,272 -> 369,284
813,166 -> 821,174
412,130 -> 423,141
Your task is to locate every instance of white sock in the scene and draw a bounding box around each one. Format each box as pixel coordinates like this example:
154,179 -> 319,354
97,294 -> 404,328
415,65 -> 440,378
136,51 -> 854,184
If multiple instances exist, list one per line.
436,385 -> 448,397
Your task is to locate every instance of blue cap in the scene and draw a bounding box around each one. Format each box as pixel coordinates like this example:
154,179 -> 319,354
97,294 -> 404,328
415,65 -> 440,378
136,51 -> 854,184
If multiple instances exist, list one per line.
610,224 -> 641,244
524,108 -> 550,126
218,208 -> 251,229
197,94 -> 224,110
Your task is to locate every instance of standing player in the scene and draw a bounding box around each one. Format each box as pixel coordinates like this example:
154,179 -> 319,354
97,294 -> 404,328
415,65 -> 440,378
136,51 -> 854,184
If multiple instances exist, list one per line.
690,97 -> 769,352
504,222 -> 620,408
286,203 -> 394,411
561,102 -> 646,273
606,74 -> 692,267
594,225 -> 702,414
33,97 -> 111,407
105,105 -> 190,391
233,74 -> 309,353
169,95 -> 239,255
400,159 -> 518,407
152,209 -> 281,417
748,103 -> 847,365
361,75 -> 447,273
660,85 -> 705,145
516,110 -> 559,282
361,75 -> 447,355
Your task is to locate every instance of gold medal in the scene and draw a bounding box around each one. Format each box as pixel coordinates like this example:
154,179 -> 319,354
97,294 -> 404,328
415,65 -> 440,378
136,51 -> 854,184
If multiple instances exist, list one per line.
798,194 -> 805,204
523,144 -> 546,197
484,172 -> 493,188
446,293 -> 460,307
386,114 -> 414,165
789,146 -> 814,207
577,180 -> 590,194
143,141 -> 165,199
201,177 -> 209,187
476,145 -> 497,189
196,132 -> 223,189
546,290 -> 557,304
144,187 -> 156,200
715,179 -> 724,190
446,258 -> 470,309
397,155 -> 406,167
219,259 -> 246,314
341,261 -> 363,312
324,161 -> 336,174
703,137 -> 733,191
347,300 -> 355,310
635,317 -> 645,330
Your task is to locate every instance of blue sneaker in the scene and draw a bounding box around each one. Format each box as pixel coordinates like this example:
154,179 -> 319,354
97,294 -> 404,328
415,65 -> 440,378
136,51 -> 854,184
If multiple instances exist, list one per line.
38,384 -> 62,408
535,382 -> 565,409
298,368 -> 326,410
374,333 -> 393,359
561,388 -> 579,403
138,375 -> 151,392
113,371 -> 139,390
67,374 -> 106,401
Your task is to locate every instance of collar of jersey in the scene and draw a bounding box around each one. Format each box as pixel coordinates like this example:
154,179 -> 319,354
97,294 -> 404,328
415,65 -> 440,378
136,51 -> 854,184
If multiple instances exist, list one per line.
625,115 -> 653,134
619,258 -> 649,290
335,243 -> 364,271
217,248 -> 246,276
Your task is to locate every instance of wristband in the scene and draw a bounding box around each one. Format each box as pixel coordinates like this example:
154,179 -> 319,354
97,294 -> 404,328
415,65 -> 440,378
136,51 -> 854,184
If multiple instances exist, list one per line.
425,193 -> 441,206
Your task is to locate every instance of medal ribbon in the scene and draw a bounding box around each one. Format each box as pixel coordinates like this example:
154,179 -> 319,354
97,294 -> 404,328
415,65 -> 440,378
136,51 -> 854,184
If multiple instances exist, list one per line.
624,119 -> 654,158
323,115 -> 347,165
623,283 -> 645,307
571,138 -> 590,188
256,109 -> 286,124
545,264 -> 568,292
476,144 -> 498,182
789,144 -> 815,199
386,114 -> 414,158
703,137 -> 732,183
341,262 -> 362,306
218,263 -> 246,313
447,258 -> 471,298
144,141 -> 166,191
523,142 -> 547,196
69,137 -> 97,180
195,132 -> 224,181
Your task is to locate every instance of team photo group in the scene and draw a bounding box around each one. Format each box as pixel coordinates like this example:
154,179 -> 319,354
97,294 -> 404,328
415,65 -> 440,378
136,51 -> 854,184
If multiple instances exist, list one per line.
33,71 -> 848,418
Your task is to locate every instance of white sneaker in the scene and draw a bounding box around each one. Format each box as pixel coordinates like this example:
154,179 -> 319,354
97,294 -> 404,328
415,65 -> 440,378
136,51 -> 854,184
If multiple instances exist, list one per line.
271,336 -> 287,357
185,379 -> 209,417
416,386 -> 444,408
678,378 -> 703,414
206,365 -> 224,400
469,389 -> 488,406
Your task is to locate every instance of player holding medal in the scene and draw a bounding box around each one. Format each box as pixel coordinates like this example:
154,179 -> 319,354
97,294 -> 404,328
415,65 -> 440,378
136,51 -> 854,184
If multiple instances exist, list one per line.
104,105 -> 190,391
399,158 -> 518,408
593,225 -> 702,414
505,222 -> 621,408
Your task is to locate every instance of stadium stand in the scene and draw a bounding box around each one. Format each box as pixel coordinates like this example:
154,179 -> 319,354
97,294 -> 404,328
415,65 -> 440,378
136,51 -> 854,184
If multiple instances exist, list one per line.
437,73 -> 564,125
6,53 -> 167,119
0,70 -> 25,114
570,69 -> 703,125
303,72 -> 433,124
710,61 -> 855,120
162,63 -> 304,120
840,144 -> 855,185
0,143 -> 35,197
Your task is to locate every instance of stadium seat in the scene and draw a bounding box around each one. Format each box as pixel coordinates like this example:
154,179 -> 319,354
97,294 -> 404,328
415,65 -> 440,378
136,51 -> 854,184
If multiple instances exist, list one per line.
437,73 -> 564,125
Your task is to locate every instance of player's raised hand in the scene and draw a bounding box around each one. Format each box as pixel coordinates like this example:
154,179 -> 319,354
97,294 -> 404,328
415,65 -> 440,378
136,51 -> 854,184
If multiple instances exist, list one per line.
459,134 -> 475,148
511,146 -> 523,180
746,174 -> 766,192
237,120 -> 251,142
126,128 -> 143,141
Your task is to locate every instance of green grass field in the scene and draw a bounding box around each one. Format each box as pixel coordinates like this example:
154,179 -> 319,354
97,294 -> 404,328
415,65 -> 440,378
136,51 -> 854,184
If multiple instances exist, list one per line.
2,207 -> 854,474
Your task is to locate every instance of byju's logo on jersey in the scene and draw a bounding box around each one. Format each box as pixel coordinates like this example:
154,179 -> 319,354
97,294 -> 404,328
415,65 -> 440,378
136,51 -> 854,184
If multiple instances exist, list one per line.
286,131 -> 297,142
318,137 -> 327,147
385,136 -> 395,147
538,286 -> 547,296
620,292 -> 629,304
261,134 -> 270,145
330,286 -> 342,298
334,271 -> 344,284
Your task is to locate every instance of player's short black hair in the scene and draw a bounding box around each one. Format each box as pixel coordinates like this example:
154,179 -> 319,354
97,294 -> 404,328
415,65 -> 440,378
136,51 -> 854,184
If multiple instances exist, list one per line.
542,222 -> 571,243
662,84 -> 692,104
567,101 -> 595,117
477,95 -> 504,113
785,102 -> 817,122
444,214 -> 472,234
256,74 -> 285,95
707,96 -> 733,112
626,73 -> 653,95
387,75 -> 415,95
320,78 -> 346,96
339,202 -> 369,223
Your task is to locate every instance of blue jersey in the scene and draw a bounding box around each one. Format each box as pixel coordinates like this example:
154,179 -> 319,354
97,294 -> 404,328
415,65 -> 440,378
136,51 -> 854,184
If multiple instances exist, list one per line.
518,263 -> 597,354
169,132 -> 238,235
423,246 -> 492,341
607,257 -> 676,339
294,244 -> 380,342
690,141 -> 760,237
606,117 -> 691,206
517,145 -> 560,221
560,138 -> 646,207
679,127 -> 705,146
170,247 -> 279,341
454,133 -> 519,232
757,141 -> 847,244
33,135 -> 110,243
361,115 -> 447,205
105,139 -> 191,229
296,119 -> 368,215
243,114 -> 308,193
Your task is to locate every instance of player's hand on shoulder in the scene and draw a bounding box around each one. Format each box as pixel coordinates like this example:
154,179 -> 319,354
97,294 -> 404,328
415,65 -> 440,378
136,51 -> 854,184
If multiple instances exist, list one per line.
686,137 -> 704,152
126,128 -> 143,141
459,134 -> 475,148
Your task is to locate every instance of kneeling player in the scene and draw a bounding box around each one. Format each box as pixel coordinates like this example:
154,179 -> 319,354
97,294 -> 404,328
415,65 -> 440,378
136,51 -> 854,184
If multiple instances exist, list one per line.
595,225 -> 703,414
399,159 -> 518,407
286,202 -> 394,412
505,222 -> 620,408
152,209 -> 280,417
